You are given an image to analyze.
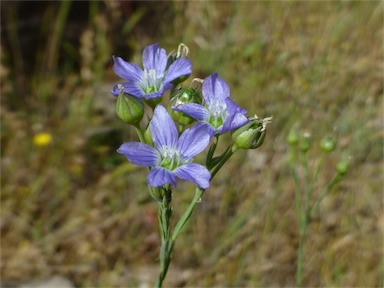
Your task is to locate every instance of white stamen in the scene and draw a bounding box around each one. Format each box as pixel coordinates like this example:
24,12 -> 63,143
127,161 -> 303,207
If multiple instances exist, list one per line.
261,116 -> 272,132
141,69 -> 164,92
159,146 -> 184,170
177,43 -> 189,58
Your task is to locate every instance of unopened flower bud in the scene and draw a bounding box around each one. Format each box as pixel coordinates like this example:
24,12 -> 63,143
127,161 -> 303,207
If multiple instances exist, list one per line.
116,89 -> 144,125
231,118 -> 267,149
299,132 -> 311,153
336,159 -> 349,176
287,129 -> 299,146
170,87 -> 201,125
320,136 -> 336,153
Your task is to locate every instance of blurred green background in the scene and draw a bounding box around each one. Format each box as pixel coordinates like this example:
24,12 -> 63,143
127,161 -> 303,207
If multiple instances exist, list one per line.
1,1 -> 383,287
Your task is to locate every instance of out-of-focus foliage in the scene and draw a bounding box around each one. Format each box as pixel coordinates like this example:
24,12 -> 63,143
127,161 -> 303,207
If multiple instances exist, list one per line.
1,1 -> 383,287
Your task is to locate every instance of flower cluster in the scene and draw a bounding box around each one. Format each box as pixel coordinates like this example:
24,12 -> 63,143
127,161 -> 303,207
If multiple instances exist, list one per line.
110,43 -> 271,287
112,43 -> 270,190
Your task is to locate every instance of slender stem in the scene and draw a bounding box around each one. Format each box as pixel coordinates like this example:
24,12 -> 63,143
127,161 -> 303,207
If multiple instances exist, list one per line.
296,213 -> 308,288
153,187 -> 205,286
210,145 -> 237,179
172,142 -> 238,240
312,154 -> 325,189
307,153 -> 325,208
172,187 -> 205,242
290,164 -> 302,220
295,154 -> 343,287
300,152 -> 310,213
206,135 -> 219,169
293,148 -> 310,288
156,187 -> 173,288
155,138 -> 238,286
296,188 -> 311,287
288,146 -> 303,220
295,149 -> 315,287
310,173 -> 342,219
134,126 -> 145,143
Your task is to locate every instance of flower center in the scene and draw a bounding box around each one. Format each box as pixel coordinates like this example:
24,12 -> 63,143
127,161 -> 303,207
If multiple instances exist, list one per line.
159,146 -> 184,171
207,100 -> 227,128
141,69 -> 164,94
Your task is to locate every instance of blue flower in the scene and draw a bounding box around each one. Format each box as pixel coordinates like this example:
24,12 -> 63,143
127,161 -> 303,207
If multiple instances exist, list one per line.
172,73 -> 248,136
111,43 -> 192,100
117,105 -> 211,189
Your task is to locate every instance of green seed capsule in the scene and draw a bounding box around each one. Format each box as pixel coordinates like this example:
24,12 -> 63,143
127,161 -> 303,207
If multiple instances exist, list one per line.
320,136 -> 336,153
116,92 -> 144,125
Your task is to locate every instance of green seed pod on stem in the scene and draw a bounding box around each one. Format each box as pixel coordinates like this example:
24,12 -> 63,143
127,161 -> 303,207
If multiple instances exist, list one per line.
231,116 -> 271,149
116,89 -> 144,125
320,136 -> 336,153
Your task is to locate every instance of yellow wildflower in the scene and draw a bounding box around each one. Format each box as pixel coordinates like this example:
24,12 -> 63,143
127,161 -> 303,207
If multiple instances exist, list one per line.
33,132 -> 52,147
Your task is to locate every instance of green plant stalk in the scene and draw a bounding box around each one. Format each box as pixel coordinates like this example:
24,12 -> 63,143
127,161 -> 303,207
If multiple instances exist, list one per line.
289,154 -> 302,219
171,143 -> 236,242
155,140 -> 238,287
172,142 -> 237,241
210,145 -> 237,179
155,187 -> 206,288
295,154 -> 344,287
295,151 -> 311,288
156,187 -> 173,288
307,153 -> 326,207
300,152 -> 311,213
172,187 -> 205,242
291,160 -> 305,287
172,144 -> 234,241
134,126 -> 145,143
206,135 -> 219,166
296,206 -> 309,288
310,173 -> 343,219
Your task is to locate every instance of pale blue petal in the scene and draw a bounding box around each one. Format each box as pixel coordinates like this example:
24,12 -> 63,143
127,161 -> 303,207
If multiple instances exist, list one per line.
164,58 -> 192,84
177,122 -> 211,158
202,73 -> 230,103
119,82 -> 145,98
117,142 -> 159,167
113,56 -> 143,82
222,113 -> 249,134
150,105 -> 178,148
225,97 -> 248,115
205,124 -> 217,137
148,166 -> 176,187
142,43 -> 167,74
172,103 -> 209,121
221,97 -> 248,133
216,76 -> 230,99
174,163 -> 211,189
231,114 -> 249,129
